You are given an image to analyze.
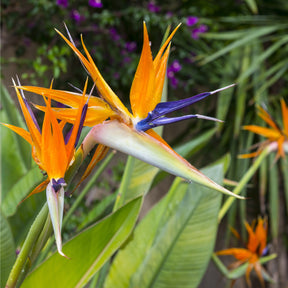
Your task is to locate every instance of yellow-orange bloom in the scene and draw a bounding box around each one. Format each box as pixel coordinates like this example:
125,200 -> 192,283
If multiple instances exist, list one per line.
240,99 -> 288,160
217,217 -> 268,287
2,79 -> 89,256
18,23 -> 243,199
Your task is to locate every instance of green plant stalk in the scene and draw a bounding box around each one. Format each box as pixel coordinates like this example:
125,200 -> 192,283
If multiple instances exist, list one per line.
6,203 -> 48,288
16,214 -> 53,287
218,147 -> 270,222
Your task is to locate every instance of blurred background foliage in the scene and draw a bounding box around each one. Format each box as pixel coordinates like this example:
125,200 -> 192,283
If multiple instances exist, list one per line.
1,0 -> 288,287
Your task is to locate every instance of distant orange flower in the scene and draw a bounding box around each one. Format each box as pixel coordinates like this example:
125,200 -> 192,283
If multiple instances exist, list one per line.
240,99 -> 288,160
217,217 -> 268,287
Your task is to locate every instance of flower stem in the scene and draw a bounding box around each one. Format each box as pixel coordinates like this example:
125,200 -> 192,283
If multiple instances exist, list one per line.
218,147 -> 270,222
6,203 -> 48,288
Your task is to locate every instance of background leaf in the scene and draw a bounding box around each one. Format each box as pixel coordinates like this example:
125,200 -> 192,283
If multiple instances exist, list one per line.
104,162 -> 224,288
0,209 -> 16,287
21,196 -> 143,288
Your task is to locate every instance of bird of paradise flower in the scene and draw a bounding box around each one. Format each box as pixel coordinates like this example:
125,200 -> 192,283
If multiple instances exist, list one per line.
240,99 -> 288,160
216,217 -> 270,287
1,78 -> 90,256
18,23 -> 243,199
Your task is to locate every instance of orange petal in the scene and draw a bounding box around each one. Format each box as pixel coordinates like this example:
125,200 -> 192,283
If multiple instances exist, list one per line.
153,42 -> 171,108
19,178 -> 50,205
245,263 -> 253,288
153,24 -> 181,69
281,98 -> 288,137
238,151 -> 261,159
258,106 -> 280,131
243,125 -> 281,139
245,221 -> 260,254
55,29 -> 131,121
76,144 -> 110,190
14,86 -> 42,157
65,79 -> 88,162
130,22 -> 155,119
35,105 -> 115,127
41,97 -> 68,179
1,123 -> 32,145
22,86 -> 109,109
216,248 -> 252,262
255,217 -> 267,255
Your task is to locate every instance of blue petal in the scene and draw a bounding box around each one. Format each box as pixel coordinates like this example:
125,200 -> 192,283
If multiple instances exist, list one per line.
136,84 -> 234,132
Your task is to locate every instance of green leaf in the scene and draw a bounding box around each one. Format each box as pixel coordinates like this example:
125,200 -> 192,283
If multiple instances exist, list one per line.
269,154 -> 279,240
0,82 -> 31,170
201,26 -> 282,65
76,192 -> 117,231
281,158 -> 288,216
114,156 -> 159,210
21,196 -> 143,288
2,166 -> 43,217
237,35 -> 288,82
0,209 -> 16,287
244,0 -> 258,14
104,162 -> 224,288
0,108 -> 27,200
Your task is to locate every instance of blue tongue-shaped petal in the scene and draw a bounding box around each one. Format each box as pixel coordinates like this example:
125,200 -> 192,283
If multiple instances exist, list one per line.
136,84 -> 234,132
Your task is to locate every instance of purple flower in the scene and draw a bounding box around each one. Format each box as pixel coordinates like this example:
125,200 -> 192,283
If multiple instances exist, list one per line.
198,24 -> 208,33
170,77 -> 179,89
89,0 -> 103,8
123,56 -> 131,64
109,28 -> 121,42
191,24 -> 208,39
56,0 -> 68,8
113,72 -> 120,79
125,41 -> 137,52
186,16 -> 198,27
167,68 -> 175,79
147,1 -> 160,13
166,12 -> 173,18
70,10 -> 83,22
170,60 -> 182,73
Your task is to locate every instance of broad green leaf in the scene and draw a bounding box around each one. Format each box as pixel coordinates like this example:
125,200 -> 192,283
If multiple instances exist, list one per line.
21,196 -> 143,288
0,209 -> 16,287
8,192 -> 46,246
174,128 -> 216,158
2,166 -> 43,217
104,162 -> 224,288
76,192 -> 117,231
0,110 -> 27,200
0,82 -> 31,170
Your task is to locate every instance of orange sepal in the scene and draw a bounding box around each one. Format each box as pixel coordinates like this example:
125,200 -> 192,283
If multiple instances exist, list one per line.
1,123 -> 32,145
216,248 -> 253,262
281,98 -> 288,136
41,97 -> 68,180
243,125 -> 281,140
130,22 -> 155,119
74,144 -> 110,192
18,178 -> 50,205
257,106 -> 280,132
